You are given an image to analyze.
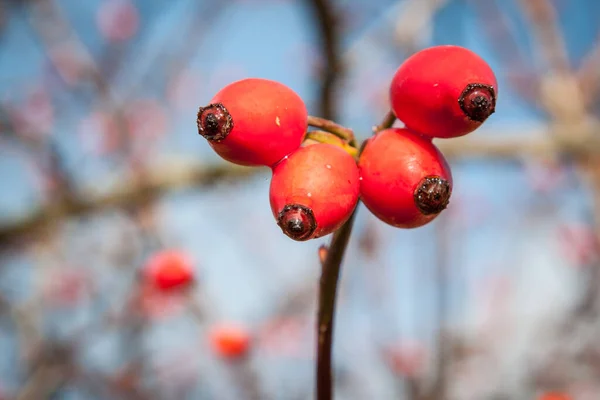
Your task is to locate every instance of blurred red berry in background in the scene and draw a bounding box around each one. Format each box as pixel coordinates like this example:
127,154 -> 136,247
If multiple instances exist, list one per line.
537,391 -> 572,400
143,250 -> 195,292
209,322 -> 252,360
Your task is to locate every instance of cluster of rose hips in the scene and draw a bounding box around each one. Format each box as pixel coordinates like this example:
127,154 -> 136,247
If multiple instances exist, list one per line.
196,45 -> 497,241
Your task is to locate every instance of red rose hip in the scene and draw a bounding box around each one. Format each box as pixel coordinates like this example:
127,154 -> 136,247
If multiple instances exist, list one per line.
197,78 -> 308,167
143,250 -> 195,292
359,128 -> 452,228
270,143 -> 360,241
390,45 -> 497,138
209,322 -> 252,360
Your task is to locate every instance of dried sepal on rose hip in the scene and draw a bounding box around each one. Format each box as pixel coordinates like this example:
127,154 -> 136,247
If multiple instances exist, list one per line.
142,249 -> 195,292
358,128 -> 452,228
197,78 -> 308,167
390,45 -> 497,138
270,143 -> 360,241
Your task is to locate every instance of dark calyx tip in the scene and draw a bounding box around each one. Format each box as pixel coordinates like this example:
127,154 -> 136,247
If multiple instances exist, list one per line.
197,102 -> 233,141
458,83 -> 496,122
414,176 -> 452,215
277,204 -> 316,241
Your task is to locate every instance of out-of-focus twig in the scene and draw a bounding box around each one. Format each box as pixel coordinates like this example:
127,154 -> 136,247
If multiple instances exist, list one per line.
435,133 -> 554,159
25,0 -> 110,96
26,0 -> 113,99
469,0 -> 540,104
439,120 -> 600,159
16,362 -> 65,400
517,0 -> 570,74
576,36 -> 600,106
0,163 -> 260,245
123,1 -> 228,103
372,111 -> 396,133
5,129 -> 600,247
26,0 -> 133,161
304,0 -> 342,120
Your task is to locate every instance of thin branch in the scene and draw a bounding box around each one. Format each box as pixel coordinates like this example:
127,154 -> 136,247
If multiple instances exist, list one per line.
26,0 -> 112,98
305,131 -> 358,158
307,115 -> 356,146
517,0 -> 570,74
435,134 -> 555,159
16,363 -> 65,400
304,0 -> 342,120
469,0 -> 540,104
5,126 -> 600,247
120,1 -> 228,103
576,36 -> 600,106
0,104 -> 77,205
372,111 -> 396,133
231,359 -> 267,400
0,163 -> 260,245
316,209 -> 357,400
26,0 -> 132,162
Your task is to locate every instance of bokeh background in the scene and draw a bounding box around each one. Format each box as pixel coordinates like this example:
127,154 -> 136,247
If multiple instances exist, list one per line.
1,0 -> 600,399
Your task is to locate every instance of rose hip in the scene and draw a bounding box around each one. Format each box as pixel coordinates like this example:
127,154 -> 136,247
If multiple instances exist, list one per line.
390,45 -> 497,138
197,78 -> 308,167
358,128 -> 452,228
143,250 -> 195,292
270,143 -> 360,241
209,322 -> 252,360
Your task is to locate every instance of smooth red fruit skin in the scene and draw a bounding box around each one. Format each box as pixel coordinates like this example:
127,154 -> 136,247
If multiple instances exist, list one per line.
209,323 -> 252,360
390,45 -> 498,138
199,78 -> 307,167
358,128 -> 452,228
143,250 -> 194,292
270,143 -> 360,241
